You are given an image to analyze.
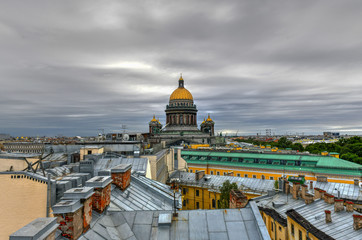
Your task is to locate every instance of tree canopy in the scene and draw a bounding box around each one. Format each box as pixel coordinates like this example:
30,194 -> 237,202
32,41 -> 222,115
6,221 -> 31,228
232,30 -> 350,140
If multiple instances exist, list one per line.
218,180 -> 238,209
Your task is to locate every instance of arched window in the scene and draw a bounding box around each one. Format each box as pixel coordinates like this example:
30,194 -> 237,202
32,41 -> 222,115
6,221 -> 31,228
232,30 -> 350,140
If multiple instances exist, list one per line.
180,115 -> 183,124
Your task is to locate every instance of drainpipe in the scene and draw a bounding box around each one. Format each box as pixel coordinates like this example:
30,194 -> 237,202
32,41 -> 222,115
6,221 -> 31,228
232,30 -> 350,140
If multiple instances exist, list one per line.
273,219 -> 277,240
46,174 -> 51,217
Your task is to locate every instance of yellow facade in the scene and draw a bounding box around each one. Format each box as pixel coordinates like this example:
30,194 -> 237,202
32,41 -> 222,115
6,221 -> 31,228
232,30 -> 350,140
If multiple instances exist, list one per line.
260,211 -> 288,240
0,174 -> 48,240
189,144 -> 210,149
187,165 -> 355,184
80,146 -> 104,160
180,184 -> 261,210
287,217 -> 319,240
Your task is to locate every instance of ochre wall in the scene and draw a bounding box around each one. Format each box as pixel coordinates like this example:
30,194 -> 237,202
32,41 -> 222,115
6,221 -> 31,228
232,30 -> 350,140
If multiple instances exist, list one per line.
0,174 -> 48,240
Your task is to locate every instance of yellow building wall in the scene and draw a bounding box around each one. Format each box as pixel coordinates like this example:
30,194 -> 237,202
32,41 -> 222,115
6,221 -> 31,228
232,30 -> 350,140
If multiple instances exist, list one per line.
261,211 -> 288,240
187,165 -> 355,184
287,217 -> 319,240
80,147 -> 104,160
0,174 -> 48,240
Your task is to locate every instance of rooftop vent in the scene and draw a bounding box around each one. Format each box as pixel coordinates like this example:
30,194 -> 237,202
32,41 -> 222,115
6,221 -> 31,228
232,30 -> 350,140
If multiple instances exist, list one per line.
158,213 -> 172,226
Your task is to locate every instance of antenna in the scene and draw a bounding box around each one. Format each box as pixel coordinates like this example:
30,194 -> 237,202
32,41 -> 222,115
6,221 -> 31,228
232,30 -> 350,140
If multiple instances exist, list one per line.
121,124 -> 127,133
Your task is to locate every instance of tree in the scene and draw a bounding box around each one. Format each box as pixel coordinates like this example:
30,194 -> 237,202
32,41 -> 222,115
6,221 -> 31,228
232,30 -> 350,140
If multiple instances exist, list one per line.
218,180 -> 238,209
277,137 -> 292,149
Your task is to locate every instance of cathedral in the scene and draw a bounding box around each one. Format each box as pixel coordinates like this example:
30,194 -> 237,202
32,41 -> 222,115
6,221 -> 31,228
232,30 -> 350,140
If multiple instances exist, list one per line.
149,75 -> 215,146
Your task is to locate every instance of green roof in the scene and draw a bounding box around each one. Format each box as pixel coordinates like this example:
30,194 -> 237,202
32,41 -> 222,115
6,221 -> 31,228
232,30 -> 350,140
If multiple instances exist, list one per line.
181,150 -> 362,176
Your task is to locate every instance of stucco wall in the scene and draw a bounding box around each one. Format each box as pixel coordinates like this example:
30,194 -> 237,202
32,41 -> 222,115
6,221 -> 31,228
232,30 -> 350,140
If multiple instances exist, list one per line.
0,174 -> 48,240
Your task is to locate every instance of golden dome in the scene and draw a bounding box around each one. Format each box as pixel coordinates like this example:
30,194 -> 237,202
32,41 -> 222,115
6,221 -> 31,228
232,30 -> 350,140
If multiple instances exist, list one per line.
170,87 -> 193,101
169,75 -> 193,101
206,114 -> 213,122
151,115 -> 158,122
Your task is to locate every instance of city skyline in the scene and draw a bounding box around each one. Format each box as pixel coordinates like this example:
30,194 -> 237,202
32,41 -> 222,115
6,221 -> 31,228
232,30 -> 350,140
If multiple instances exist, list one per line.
1,1 -> 362,136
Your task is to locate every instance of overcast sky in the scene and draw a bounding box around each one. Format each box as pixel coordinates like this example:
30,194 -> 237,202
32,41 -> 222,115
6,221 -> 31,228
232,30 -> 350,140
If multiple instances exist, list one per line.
1,0 -> 362,137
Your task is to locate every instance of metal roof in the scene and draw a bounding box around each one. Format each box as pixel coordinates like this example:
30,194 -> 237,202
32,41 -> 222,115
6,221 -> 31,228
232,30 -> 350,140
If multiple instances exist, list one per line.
169,171 -> 275,194
78,202 -> 270,240
109,174 -> 181,211
293,200 -> 361,239
182,150 -> 362,176
94,157 -> 148,176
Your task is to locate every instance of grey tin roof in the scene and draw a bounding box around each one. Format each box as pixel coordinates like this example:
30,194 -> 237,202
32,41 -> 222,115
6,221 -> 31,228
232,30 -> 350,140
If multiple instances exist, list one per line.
311,180 -> 362,201
94,157 -> 148,176
170,171 -> 275,194
109,174 -> 181,211
78,202 -> 270,240
294,199 -> 361,239
9,217 -> 58,240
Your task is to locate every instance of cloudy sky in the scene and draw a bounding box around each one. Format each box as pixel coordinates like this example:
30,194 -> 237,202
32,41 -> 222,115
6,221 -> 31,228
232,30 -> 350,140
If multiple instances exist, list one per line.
1,0 -> 362,136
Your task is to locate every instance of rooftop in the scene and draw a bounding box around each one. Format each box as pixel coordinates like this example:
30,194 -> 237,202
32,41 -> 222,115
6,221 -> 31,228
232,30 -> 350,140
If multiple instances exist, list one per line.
181,150 -> 362,176
78,202 -> 270,240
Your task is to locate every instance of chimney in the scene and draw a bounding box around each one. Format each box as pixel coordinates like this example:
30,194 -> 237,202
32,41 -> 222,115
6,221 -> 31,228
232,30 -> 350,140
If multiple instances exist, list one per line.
346,201 -> 354,212
334,199 -> 344,212
85,176 -> 112,213
319,189 -> 326,200
301,184 -> 308,199
53,200 -> 83,239
325,210 -> 332,223
314,188 -> 321,199
195,170 -> 205,181
9,218 -> 59,240
292,182 -> 300,200
353,215 -> 362,230
324,193 -> 335,204
62,187 -> 94,233
284,181 -> 290,194
354,179 -> 360,186
309,181 -> 313,190
111,164 -> 132,190
304,193 -> 314,205
229,189 -> 248,208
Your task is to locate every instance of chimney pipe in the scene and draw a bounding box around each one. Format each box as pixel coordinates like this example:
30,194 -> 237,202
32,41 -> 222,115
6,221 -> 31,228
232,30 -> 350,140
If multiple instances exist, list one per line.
353,214 -> 362,230
346,201 -> 354,212
334,199 -> 344,212
325,210 -> 332,223
309,181 -> 313,190
354,179 -> 360,186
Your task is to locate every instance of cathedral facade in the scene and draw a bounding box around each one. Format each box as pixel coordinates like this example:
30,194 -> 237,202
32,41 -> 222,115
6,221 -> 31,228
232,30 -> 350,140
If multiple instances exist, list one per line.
149,75 -> 215,146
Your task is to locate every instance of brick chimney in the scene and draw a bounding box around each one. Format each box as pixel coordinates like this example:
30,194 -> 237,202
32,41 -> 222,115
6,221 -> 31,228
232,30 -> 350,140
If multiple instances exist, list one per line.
334,199 -> 344,212
284,181 -> 290,194
195,170 -> 205,181
353,215 -> 362,230
62,187 -> 94,233
325,210 -> 332,223
111,163 -> 132,190
346,201 -> 354,212
292,182 -> 300,200
324,193 -> 335,204
301,184 -> 308,199
85,176 -> 112,213
304,193 -> 314,205
309,181 -> 313,190
53,200 -> 83,239
354,179 -> 360,186
314,188 -> 321,199
319,189 -> 326,200
9,218 -> 59,240
229,189 -> 248,208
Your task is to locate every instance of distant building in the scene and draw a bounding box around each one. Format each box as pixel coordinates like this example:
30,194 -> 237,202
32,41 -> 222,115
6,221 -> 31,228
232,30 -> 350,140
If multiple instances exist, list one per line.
180,150 -> 362,184
148,75 -> 216,146
3,142 -> 45,153
323,132 -> 340,138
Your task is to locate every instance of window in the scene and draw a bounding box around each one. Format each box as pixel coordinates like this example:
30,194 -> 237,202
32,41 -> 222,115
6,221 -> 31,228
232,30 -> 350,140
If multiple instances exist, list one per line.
212,199 -> 216,208
299,230 -> 302,240
183,200 -> 186,207
183,188 -> 187,195
237,173 -> 241,177
291,224 -> 294,236
190,169 -> 193,173
196,189 -> 199,196
253,175 -> 257,178
271,223 -> 273,231
244,174 -> 248,178
270,177 -> 274,180
262,175 -> 265,180
217,172 -> 220,175
279,226 -> 282,232
210,171 -> 214,175
223,172 -> 227,176
196,202 -> 200,209
87,150 -> 92,154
